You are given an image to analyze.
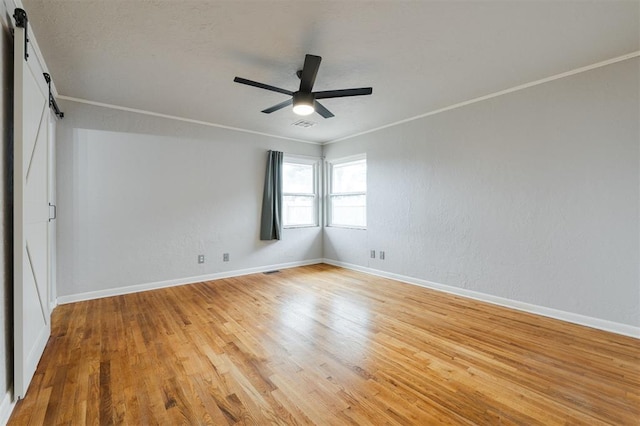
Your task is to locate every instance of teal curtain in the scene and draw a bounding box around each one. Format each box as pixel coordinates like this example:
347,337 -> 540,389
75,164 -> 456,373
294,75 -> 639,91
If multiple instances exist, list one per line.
260,150 -> 283,240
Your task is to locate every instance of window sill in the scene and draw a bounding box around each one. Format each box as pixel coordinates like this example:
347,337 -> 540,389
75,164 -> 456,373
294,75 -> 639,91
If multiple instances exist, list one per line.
326,225 -> 367,230
283,225 -> 320,229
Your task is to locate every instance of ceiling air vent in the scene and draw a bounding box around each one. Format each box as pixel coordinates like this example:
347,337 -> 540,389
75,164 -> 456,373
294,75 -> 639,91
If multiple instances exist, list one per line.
291,119 -> 316,128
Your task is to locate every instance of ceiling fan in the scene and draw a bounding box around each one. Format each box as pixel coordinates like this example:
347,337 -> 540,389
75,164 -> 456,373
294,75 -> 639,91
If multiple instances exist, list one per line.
233,54 -> 373,119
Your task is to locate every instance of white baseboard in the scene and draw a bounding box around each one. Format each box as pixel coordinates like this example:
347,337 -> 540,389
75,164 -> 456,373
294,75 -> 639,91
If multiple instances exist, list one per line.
57,259 -> 324,304
0,389 -> 15,426
322,259 -> 640,339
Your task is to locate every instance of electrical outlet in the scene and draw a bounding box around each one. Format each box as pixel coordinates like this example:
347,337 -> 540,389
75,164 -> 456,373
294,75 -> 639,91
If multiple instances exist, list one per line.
198,255 -> 205,264
370,250 -> 375,259
223,253 -> 229,262
380,251 -> 385,260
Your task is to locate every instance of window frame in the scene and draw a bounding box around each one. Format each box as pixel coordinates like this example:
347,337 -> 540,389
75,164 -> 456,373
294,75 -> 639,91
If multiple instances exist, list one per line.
326,154 -> 367,230
282,155 -> 321,229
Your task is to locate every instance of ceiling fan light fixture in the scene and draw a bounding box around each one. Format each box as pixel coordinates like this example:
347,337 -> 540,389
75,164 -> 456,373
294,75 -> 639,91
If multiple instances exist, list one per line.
292,92 -> 314,116
293,103 -> 314,116
234,54 -> 372,119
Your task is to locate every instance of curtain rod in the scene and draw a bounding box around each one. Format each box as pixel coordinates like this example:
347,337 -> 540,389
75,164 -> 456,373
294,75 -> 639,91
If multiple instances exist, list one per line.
284,152 -> 324,160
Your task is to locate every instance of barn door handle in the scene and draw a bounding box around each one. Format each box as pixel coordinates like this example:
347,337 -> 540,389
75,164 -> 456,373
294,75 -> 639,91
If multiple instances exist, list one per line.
48,203 -> 56,222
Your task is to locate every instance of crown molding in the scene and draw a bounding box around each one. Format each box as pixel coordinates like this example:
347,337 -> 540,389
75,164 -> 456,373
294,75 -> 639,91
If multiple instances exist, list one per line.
326,51 -> 640,145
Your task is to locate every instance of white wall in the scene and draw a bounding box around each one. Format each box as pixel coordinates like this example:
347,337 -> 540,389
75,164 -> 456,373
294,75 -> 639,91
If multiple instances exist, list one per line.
55,101 -> 323,299
324,58 -> 639,329
53,57 -> 639,332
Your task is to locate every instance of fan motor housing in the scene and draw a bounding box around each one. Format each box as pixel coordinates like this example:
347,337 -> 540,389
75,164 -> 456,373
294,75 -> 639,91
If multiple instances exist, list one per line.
292,92 -> 315,115
293,91 -> 314,107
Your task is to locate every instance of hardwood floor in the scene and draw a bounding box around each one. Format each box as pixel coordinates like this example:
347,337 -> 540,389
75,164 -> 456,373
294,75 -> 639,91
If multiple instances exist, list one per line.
9,264 -> 639,425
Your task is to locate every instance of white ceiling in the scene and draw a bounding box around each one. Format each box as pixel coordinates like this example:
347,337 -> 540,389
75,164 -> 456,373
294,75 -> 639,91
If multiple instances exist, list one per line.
22,0 -> 640,144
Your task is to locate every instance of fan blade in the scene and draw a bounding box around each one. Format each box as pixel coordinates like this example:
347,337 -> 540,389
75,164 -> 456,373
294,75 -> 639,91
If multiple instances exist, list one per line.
313,87 -> 373,99
299,54 -> 322,93
314,101 -> 334,119
262,98 -> 293,114
233,77 -> 293,96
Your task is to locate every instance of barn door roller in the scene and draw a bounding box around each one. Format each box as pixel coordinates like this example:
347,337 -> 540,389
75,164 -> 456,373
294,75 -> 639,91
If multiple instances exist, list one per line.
43,73 -> 64,119
13,8 -> 29,61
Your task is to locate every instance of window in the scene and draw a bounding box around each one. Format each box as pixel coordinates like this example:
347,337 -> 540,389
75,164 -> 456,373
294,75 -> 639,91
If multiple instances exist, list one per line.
283,156 -> 319,227
328,156 -> 366,228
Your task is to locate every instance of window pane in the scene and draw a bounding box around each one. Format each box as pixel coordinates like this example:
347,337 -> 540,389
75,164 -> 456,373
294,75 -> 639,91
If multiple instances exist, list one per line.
332,160 -> 366,193
283,163 -> 314,194
330,195 -> 366,227
283,195 -> 316,226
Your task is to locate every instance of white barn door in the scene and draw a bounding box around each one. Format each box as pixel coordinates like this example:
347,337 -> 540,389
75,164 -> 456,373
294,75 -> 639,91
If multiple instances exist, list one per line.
13,10 -> 52,399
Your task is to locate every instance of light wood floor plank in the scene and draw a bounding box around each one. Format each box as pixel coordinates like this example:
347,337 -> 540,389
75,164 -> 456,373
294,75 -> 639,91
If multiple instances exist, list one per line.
9,264 -> 639,425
